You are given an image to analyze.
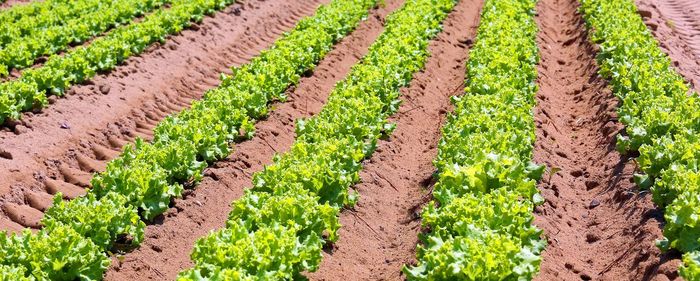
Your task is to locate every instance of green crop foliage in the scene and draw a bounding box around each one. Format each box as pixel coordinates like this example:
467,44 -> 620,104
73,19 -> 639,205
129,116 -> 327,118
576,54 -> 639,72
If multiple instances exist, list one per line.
0,264 -> 34,281
681,251 -> 700,280
404,0 -> 546,279
0,0 -> 232,124
90,0 -> 377,220
0,0 -> 170,77
42,193 -> 146,251
0,0 -> 115,48
0,0 -> 375,279
0,0 -> 108,49
177,0 -> 457,279
0,226 -> 109,281
580,0 -> 700,275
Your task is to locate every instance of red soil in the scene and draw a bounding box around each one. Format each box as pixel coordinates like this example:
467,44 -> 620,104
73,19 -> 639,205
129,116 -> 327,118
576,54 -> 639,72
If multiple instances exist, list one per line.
533,0 -> 678,280
307,0 -> 483,279
103,1 -> 403,279
635,0 -> 700,92
2,0 -> 700,280
0,0 -> 325,231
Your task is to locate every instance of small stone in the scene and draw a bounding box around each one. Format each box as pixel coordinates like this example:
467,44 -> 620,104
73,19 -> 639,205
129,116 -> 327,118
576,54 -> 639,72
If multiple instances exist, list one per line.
48,95 -> 58,104
232,7 -> 241,16
589,199 -> 600,209
556,150 -> 568,158
99,84 -> 111,95
60,122 -> 70,129
458,38 -> 473,45
564,262 -> 574,270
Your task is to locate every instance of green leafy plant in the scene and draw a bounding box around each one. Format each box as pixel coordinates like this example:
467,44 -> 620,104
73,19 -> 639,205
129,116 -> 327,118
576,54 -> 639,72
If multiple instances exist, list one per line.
404,0 -> 546,279
0,0 -> 112,48
681,251 -> 700,280
178,0 -> 457,278
0,0 -> 171,77
42,193 -> 146,251
580,0 -> 700,274
0,0 -> 376,279
0,0 -> 230,123
0,226 -> 109,281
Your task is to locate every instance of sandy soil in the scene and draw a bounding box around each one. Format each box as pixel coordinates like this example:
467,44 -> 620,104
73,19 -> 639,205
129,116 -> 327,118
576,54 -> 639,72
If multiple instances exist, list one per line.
533,0 -> 679,280
307,0 -> 482,279
2,0 -> 700,280
635,0 -> 700,92
103,1 -> 402,279
0,0 -> 325,230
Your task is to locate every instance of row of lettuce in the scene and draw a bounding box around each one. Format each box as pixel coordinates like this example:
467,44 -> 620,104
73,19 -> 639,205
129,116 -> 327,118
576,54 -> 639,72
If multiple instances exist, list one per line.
0,0 -> 227,124
176,0 -> 459,279
403,0 -> 546,279
0,0 -> 109,49
0,0 -> 103,46
579,0 -> 700,278
0,0 -> 171,77
0,0 -> 376,279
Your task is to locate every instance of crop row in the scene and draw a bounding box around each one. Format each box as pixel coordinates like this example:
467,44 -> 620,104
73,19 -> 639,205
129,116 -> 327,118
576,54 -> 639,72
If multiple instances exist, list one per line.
0,0 -> 170,77
0,0 -> 123,50
0,0 -> 102,44
0,0 -> 230,124
404,0 -> 546,279
1,0 -> 100,49
176,0 -> 457,279
0,0 -> 375,280
579,0 -> 700,278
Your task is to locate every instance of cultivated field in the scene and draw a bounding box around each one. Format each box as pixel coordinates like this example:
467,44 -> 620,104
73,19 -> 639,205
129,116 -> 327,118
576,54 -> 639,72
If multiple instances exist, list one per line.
0,0 -> 699,280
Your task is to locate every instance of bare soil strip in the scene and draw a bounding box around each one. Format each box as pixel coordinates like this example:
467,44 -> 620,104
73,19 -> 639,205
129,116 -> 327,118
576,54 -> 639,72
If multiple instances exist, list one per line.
0,0 -> 164,82
306,0 -> 482,279
102,1 -> 404,279
0,0 -> 325,231
635,0 -> 700,91
533,0 -> 676,280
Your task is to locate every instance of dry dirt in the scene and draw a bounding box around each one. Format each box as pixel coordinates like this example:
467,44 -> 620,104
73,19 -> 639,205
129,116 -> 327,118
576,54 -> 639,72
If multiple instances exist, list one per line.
635,0 -> 700,93
307,0 -> 482,279
532,0 -> 686,280
103,1 -> 404,279
0,0 -> 324,230
2,0 -> 700,280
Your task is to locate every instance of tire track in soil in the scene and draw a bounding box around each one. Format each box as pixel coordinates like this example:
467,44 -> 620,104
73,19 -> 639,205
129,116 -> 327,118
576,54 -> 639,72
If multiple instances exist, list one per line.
635,0 -> 700,92
306,0 -> 482,279
533,0 -> 676,280
103,1 -> 403,279
0,0 -> 325,231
